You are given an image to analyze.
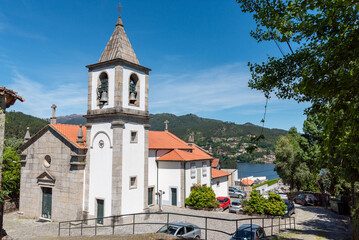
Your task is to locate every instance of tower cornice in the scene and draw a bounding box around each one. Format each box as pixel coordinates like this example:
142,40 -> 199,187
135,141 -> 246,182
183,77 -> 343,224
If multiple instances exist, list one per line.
86,58 -> 151,74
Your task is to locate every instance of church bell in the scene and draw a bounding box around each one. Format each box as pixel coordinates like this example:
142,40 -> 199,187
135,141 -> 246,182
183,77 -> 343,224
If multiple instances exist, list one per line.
129,92 -> 136,102
99,91 -> 108,104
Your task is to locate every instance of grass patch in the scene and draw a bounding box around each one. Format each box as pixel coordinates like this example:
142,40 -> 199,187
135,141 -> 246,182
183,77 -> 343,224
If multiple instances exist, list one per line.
252,178 -> 280,189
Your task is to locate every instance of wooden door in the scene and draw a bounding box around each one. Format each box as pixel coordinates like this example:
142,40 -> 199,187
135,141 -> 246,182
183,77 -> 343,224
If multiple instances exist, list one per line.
41,187 -> 52,219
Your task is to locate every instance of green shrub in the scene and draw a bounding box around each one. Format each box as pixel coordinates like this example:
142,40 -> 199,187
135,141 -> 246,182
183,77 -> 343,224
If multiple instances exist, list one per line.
252,178 -> 280,189
243,191 -> 286,216
244,191 -> 266,214
185,185 -> 219,209
264,193 -> 287,216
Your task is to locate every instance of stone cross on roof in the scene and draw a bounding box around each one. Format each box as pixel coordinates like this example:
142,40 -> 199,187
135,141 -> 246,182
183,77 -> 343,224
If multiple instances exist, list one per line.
117,3 -> 123,16
164,120 -> 169,132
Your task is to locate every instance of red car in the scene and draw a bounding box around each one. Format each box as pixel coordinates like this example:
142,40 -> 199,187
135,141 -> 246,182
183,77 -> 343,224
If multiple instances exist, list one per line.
216,197 -> 231,210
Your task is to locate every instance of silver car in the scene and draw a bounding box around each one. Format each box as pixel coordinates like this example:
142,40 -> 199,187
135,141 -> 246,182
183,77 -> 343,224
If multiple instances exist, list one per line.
229,199 -> 244,213
157,222 -> 201,239
229,187 -> 246,198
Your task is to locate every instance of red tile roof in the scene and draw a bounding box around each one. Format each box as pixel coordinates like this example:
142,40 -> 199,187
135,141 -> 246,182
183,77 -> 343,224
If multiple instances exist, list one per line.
212,168 -> 230,179
51,124 -> 87,149
241,179 -> 255,186
211,158 -> 219,168
192,144 -> 212,158
149,131 -> 193,150
157,149 -> 212,161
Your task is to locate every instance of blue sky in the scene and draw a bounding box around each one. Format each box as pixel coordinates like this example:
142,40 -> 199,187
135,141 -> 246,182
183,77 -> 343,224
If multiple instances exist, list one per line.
0,0 -> 309,131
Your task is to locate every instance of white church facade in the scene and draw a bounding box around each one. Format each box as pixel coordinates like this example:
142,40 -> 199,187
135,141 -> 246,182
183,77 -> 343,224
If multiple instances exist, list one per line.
19,9 -> 230,222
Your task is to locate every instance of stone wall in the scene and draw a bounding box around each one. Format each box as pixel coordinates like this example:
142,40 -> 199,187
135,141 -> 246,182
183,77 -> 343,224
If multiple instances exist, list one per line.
4,198 -> 19,213
20,127 -> 85,221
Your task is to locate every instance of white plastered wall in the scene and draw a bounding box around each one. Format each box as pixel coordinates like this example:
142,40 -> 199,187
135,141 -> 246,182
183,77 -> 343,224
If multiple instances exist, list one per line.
88,123 -> 113,217
185,160 -> 211,198
122,66 -> 146,111
121,123 -> 145,214
211,176 -> 229,197
91,67 -> 115,110
158,161 -> 181,206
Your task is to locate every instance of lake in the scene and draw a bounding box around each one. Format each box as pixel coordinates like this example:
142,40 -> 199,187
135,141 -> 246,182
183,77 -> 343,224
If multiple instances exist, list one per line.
237,162 -> 279,180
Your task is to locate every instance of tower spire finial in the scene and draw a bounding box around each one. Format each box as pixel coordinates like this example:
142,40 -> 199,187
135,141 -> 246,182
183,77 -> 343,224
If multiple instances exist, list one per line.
117,3 -> 123,17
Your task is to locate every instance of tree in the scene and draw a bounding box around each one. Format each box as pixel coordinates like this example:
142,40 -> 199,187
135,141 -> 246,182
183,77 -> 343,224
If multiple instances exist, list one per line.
274,128 -> 312,191
236,0 -> 359,201
2,147 -> 21,198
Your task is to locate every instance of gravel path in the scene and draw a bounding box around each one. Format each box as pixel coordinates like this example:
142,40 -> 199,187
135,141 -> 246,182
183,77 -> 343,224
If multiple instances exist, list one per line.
3,203 -> 352,240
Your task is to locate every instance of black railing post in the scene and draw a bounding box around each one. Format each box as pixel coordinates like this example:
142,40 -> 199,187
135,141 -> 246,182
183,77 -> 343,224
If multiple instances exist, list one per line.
278,217 -> 281,233
235,219 -> 238,240
262,218 -> 264,228
95,219 -> 97,235
285,217 -> 286,230
271,217 -> 273,236
250,218 -> 253,240
166,213 -> 169,231
58,222 -> 61,236
133,214 -> 136,235
81,221 -> 83,236
112,216 -> 115,235
69,222 -> 71,236
294,217 -> 296,230
205,217 -> 208,240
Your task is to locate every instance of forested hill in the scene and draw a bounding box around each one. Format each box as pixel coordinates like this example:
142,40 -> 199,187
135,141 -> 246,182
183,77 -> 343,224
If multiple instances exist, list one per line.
150,113 -> 286,145
5,111 -> 48,139
4,112 -> 286,155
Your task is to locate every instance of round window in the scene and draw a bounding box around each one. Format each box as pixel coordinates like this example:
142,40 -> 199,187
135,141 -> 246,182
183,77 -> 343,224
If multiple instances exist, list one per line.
99,140 -> 104,148
43,155 -> 51,168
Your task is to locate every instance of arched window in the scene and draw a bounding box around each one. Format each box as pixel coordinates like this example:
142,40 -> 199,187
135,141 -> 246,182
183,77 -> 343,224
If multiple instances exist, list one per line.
129,73 -> 139,105
97,72 -> 108,105
44,155 -> 51,168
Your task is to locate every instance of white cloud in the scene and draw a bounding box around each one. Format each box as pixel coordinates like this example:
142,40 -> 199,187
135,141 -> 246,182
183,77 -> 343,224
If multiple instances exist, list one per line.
7,70 -> 87,118
150,62 -> 266,114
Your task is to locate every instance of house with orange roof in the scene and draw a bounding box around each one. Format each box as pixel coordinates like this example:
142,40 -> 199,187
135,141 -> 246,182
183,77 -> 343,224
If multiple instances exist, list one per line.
18,8 -> 230,223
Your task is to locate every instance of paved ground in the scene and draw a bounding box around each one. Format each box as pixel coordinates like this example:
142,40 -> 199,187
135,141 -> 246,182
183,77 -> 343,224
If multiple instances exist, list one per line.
3,203 -> 352,239
274,203 -> 352,240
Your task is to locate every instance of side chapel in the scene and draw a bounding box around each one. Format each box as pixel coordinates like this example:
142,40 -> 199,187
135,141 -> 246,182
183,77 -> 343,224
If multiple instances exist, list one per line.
19,8 -> 230,222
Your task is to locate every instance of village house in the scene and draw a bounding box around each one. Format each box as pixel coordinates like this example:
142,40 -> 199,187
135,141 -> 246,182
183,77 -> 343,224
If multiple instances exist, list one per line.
19,9 -> 230,222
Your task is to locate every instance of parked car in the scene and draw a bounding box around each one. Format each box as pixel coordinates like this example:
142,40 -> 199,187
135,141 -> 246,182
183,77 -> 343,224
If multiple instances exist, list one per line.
294,193 -> 316,205
217,197 -> 231,210
231,224 -> 266,239
284,200 -> 295,216
277,193 -> 288,200
229,199 -> 244,213
229,187 -> 246,198
157,222 -> 201,239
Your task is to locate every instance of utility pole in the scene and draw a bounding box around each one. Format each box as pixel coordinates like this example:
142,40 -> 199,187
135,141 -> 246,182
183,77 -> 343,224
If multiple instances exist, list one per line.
0,87 -> 24,238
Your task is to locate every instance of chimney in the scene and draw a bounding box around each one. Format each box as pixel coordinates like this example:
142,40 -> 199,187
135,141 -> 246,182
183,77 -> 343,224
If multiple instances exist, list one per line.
24,127 -> 31,143
76,125 -> 84,146
208,145 -> 213,155
188,132 -> 194,147
50,104 -> 57,124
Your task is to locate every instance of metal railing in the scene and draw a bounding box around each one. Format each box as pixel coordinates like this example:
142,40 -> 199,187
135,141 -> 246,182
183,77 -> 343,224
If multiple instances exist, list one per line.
58,212 -> 295,239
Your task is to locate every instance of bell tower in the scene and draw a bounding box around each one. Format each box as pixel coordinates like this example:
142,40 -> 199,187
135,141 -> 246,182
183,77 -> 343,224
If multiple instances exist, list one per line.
83,6 -> 151,218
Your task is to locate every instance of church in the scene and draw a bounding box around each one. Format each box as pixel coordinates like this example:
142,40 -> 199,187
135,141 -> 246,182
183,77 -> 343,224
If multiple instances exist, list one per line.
19,8 -> 230,222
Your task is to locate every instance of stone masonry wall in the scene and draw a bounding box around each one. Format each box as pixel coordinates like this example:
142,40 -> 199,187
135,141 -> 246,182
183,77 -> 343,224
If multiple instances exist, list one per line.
20,128 -> 85,221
